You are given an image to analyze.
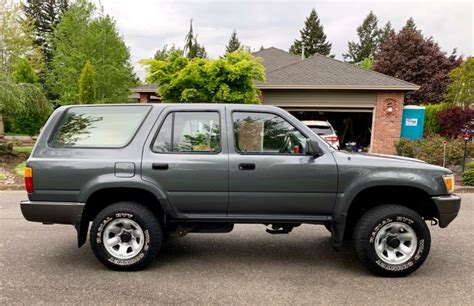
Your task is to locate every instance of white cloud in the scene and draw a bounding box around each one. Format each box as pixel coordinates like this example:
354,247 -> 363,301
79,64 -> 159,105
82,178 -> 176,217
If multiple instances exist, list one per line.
93,0 -> 473,79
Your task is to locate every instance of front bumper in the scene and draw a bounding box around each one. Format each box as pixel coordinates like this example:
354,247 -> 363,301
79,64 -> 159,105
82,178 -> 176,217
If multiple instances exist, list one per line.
432,195 -> 461,228
20,200 -> 85,225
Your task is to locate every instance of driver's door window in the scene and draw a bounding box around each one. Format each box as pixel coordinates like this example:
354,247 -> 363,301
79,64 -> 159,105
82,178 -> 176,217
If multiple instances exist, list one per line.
233,112 -> 306,154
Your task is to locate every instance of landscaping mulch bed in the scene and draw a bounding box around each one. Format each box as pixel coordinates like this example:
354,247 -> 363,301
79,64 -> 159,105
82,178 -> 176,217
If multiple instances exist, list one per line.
0,153 -> 27,190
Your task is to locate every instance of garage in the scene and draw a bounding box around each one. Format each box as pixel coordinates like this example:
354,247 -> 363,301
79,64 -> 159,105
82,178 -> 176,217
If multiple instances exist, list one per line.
253,47 -> 419,154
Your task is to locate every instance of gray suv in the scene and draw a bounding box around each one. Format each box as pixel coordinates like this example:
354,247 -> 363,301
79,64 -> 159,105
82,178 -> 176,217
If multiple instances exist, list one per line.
20,104 -> 461,276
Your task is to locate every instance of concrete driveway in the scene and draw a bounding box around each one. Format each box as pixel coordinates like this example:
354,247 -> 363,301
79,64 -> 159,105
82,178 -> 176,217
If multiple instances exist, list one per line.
1,191 -> 473,304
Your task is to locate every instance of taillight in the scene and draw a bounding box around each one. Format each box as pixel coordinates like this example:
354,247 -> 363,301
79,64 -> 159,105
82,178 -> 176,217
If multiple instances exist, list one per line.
324,136 -> 339,143
24,167 -> 33,193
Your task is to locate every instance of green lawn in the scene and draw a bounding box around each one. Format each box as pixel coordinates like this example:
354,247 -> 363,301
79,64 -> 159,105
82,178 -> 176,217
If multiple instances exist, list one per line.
13,146 -> 33,155
14,161 -> 26,177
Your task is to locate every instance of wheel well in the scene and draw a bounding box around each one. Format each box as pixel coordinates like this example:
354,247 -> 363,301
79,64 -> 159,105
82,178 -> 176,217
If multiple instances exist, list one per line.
344,186 -> 437,237
83,188 -> 165,224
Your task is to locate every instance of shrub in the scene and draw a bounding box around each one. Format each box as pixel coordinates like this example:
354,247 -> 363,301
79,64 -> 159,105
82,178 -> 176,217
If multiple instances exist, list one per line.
438,107 -> 474,138
395,135 -> 472,166
5,112 -> 49,136
423,103 -> 448,135
461,169 -> 474,186
467,161 -> 474,170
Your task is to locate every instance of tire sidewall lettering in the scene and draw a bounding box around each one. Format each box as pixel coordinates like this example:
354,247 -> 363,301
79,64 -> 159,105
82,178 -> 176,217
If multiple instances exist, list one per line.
370,215 -> 423,272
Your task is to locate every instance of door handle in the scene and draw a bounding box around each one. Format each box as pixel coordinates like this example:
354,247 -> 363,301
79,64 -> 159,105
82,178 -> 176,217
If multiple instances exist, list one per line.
238,163 -> 255,170
152,163 -> 169,170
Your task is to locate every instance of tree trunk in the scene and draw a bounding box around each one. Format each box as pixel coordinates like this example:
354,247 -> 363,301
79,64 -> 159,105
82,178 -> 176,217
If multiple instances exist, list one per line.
0,112 -> 4,137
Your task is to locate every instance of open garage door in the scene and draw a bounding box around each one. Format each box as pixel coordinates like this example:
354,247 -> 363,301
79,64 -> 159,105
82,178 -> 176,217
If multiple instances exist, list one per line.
289,109 -> 373,151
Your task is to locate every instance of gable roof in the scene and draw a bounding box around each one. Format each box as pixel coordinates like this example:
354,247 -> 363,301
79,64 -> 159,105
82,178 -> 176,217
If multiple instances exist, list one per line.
253,48 -> 419,91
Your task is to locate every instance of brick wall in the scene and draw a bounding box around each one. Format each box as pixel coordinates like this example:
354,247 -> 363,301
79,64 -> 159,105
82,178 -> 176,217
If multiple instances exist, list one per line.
370,91 -> 405,154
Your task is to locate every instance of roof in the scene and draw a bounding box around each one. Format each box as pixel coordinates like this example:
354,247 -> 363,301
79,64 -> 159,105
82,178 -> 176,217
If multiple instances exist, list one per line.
252,47 -> 301,72
253,48 -> 419,91
301,120 -> 331,126
132,83 -> 158,93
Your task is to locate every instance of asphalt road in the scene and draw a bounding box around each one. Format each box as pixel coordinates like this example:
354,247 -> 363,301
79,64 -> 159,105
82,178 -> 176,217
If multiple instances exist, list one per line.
1,191 -> 473,304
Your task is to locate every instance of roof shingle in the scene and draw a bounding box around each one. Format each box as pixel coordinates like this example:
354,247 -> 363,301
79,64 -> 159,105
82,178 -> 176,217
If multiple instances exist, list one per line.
253,48 -> 419,91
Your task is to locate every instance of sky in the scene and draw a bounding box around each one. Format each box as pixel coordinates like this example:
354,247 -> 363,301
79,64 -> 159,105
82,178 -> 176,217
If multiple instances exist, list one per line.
92,0 -> 474,80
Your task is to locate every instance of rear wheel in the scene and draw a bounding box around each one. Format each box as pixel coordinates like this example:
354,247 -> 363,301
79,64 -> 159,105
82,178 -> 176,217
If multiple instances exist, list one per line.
353,205 -> 431,277
90,201 -> 163,271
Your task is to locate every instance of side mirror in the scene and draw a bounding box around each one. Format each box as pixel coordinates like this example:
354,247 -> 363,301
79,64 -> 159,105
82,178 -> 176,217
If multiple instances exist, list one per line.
305,138 -> 324,157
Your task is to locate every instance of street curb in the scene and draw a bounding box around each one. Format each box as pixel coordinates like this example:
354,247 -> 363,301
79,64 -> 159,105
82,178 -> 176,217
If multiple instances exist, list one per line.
454,186 -> 474,193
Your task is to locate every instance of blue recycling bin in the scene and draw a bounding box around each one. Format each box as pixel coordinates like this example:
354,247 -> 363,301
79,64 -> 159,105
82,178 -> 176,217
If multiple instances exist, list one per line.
400,106 -> 425,140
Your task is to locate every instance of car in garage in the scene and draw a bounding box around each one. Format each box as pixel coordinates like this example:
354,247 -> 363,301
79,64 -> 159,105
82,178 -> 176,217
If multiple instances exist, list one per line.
302,120 -> 340,149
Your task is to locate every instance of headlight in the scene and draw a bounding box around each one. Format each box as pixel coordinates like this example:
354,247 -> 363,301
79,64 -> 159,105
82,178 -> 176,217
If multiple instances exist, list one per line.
443,174 -> 454,194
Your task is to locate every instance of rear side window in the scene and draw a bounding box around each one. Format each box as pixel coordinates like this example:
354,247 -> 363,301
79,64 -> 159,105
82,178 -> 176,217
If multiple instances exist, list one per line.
153,111 -> 220,153
309,126 -> 333,136
49,106 -> 150,148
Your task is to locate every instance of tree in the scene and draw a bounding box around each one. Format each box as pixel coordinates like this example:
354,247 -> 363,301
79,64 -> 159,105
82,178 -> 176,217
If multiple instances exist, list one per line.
289,8 -> 332,57
183,19 -> 207,59
141,51 -> 265,104
404,17 -> 417,31
11,57 -> 39,84
153,44 -> 182,61
357,57 -> 374,70
379,21 -> 394,45
78,60 -> 96,104
47,0 -> 137,105
445,57 -> 474,108
225,30 -> 241,53
343,11 -> 382,63
374,28 -> 462,104
23,0 -> 69,65
0,0 -> 44,73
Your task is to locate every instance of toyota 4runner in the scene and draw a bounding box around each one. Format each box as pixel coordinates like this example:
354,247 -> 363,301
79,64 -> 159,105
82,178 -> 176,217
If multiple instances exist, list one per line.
20,104 -> 461,276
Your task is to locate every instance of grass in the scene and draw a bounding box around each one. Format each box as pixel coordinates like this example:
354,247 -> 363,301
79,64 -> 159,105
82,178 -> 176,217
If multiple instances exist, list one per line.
0,173 -> 6,180
14,161 -> 26,177
13,146 -> 33,155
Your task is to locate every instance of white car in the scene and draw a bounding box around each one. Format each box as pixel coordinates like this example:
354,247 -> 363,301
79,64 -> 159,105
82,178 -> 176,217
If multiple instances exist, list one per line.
302,120 -> 340,149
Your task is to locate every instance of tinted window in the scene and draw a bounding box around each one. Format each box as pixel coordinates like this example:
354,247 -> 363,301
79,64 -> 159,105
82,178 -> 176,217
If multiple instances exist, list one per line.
153,112 -> 220,153
49,106 -> 150,148
233,112 -> 306,154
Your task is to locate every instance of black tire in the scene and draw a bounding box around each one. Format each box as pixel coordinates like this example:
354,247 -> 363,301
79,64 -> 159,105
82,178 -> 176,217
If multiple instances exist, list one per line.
90,201 -> 163,271
353,205 -> 431,277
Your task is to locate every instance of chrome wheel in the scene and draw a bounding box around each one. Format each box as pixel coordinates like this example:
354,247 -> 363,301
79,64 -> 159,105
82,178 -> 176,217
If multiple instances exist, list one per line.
374,221 -> 417,265
103,218 -> 145,259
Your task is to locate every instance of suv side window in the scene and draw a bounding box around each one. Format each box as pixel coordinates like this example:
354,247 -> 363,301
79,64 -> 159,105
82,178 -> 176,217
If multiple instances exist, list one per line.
233,112 -> 306,154
153,111 -> 220,153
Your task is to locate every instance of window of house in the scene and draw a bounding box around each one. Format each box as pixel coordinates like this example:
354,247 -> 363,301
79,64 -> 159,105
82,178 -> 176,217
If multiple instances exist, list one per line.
233,112 -> 306,154
153,112 -> 220,153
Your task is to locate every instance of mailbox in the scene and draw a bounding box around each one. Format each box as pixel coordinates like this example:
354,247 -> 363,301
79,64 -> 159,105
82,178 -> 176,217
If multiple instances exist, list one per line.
400,105 -> 425,140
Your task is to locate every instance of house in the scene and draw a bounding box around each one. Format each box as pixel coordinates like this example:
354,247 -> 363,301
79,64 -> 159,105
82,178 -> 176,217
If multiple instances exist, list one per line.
131,47 -> 419,154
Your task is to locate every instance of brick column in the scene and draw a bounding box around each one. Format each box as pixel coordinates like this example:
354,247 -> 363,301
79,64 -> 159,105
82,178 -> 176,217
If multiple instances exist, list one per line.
370,91 -> 404,154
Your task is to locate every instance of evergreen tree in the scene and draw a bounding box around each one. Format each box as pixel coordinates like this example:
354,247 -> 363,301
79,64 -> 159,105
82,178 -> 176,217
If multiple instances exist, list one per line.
23,0 -> 69,65
404,17 -> 417,30
47,0 -> 137,105
78,61 -> 96,104
153,44 -> 183,61
343,11 -> 382,63
183,19 -> 207,59
289,8 -> 332,57
225,30 -> 241,53
379,21 -> 395,44
12,58 -> 39,84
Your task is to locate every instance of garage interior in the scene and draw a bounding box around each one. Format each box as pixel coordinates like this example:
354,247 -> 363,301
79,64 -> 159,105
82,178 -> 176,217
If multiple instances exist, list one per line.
289,109 -> 373,151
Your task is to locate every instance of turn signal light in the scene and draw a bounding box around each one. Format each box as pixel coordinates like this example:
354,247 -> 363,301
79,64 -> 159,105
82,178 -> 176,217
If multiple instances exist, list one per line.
24,166 -> 33,193
443,174 -> 454,194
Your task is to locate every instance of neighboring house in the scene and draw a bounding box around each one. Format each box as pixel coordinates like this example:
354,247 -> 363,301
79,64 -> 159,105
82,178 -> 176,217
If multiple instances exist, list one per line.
131,47 -> 419,154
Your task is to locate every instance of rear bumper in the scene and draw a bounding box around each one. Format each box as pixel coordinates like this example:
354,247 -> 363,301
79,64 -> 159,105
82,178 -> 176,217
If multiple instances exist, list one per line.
432,195 -> 461,228
20,200 -> 85,225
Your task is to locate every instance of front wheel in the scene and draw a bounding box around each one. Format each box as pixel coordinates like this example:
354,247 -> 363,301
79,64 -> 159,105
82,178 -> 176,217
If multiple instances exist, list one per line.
90,201 -> 163,271
353,205 -> 431,277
